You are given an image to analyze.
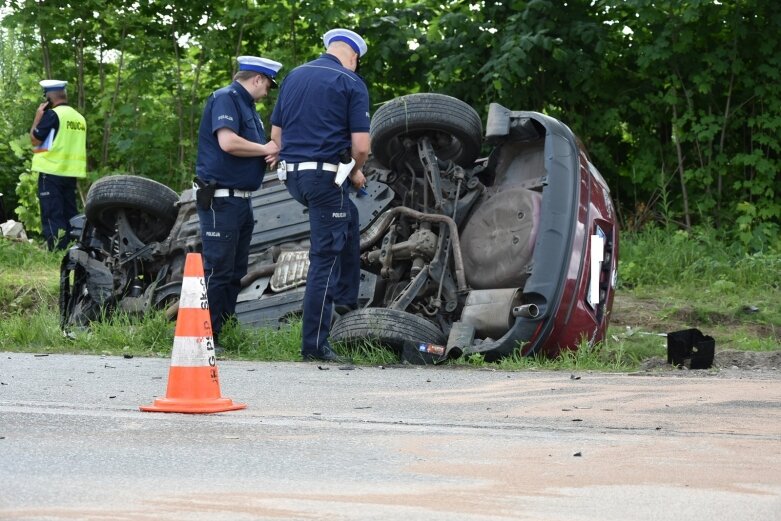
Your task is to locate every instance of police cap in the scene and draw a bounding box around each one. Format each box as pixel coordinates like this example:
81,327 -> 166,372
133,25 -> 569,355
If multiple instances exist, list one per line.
39,79 -> 67,93
323,28 -> 367,58
237,56 -> 283,88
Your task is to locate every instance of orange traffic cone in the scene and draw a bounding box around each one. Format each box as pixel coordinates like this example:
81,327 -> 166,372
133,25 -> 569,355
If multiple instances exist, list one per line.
140,253 -> 246,414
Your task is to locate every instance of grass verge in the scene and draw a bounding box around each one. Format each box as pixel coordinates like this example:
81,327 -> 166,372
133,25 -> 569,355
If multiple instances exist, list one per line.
1,226 -> 779,371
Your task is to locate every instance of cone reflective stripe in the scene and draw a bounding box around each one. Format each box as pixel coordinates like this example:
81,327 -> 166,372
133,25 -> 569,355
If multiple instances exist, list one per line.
140,253 -> 246,414
170,335 -> 217,367
177,276 -> 209,310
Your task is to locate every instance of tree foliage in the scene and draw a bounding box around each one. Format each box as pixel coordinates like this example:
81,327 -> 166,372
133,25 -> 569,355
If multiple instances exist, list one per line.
0,0 -> 778,250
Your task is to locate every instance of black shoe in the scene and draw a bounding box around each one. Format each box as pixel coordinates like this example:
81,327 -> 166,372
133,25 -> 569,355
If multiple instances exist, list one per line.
302,344 -> 351,364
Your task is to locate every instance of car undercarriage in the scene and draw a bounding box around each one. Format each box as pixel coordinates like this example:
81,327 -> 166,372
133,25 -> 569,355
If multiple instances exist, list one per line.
60,93 -> 618,364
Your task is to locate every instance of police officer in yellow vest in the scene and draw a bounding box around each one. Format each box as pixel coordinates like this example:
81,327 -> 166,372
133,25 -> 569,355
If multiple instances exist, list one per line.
29,79 -> 87,250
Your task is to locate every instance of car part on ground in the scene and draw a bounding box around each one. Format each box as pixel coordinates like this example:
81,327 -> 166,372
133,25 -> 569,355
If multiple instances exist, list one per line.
60,93 -> 618,364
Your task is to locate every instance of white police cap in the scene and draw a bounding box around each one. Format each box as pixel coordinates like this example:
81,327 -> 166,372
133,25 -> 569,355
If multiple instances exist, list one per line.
39,79 -> 68,93
323,28 -> 367,58
237,56 -> 283,87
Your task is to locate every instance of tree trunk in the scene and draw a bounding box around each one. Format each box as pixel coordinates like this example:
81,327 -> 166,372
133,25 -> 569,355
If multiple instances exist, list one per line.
98,42 -> 105,94
172,28 -> 185,166
291,4 -> 298,63
189,55 -> 204,149
39,32 -> 51,79
716,70 -> 735,227
34,0 -> 51,78
101,28 -> 127,166
672,103 -> 691,230
75,28 -> 85,113
233,23 -> 245,72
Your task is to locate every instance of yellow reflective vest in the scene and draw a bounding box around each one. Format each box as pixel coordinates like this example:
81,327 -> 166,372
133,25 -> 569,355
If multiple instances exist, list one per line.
31,105 -> 87,178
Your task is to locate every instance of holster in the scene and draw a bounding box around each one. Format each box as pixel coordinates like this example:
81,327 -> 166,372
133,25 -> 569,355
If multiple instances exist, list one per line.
193,177 -> 217,211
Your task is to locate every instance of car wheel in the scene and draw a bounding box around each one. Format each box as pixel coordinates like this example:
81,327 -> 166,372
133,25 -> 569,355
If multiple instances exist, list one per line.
85,175 -> 179,242
152,281 -> 182,308
370,93 -> 483,171
330,308 -> 446,351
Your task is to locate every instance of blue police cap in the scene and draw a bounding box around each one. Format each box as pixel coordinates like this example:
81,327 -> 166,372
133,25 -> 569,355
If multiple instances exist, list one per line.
323,28 -> 367,58
40,79 -> 67,93
237,56 -> 283,88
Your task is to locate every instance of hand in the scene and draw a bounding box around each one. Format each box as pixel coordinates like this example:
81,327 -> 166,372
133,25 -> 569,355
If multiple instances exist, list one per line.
264,141 -> 279,164
33,102 -> 48,124
350,169 -> 366,190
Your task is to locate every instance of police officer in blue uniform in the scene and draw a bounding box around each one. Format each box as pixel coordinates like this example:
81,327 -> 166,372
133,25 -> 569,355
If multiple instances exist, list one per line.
196,55 -> 282,349
271,28 -> 370,362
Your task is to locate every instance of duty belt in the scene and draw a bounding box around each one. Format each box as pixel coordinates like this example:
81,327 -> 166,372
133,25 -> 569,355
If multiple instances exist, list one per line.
286,161 -> 338,172
213,188 -> 254,198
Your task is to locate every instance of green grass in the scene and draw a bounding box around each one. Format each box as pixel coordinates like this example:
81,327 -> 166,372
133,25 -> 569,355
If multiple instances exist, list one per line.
0,235 -> 61,269
0,308 -> 172,356
218,318 -> 301,361
458,339 -> 636,372
0,238 -> 61,316
619,226 -> 781,290
1,224 -> 779,371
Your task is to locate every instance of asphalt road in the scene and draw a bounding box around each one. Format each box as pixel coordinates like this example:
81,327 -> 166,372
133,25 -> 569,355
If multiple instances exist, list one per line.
1,353 -> 780,521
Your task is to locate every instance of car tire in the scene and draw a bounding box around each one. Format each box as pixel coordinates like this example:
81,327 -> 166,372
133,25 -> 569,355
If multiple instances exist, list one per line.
330,308 -> 446,351
370,93 -> 483,171
152,281 -> 182,309
85,175 -> 179,241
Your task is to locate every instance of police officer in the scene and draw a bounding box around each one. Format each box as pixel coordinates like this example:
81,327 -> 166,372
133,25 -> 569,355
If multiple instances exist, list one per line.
195,55 -> 282,349
270,29 -> 370,362
29,80 -> 87,250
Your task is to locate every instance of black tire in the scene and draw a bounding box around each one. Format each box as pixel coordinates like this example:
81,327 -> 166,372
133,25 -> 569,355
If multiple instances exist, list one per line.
331,308 -> 446,351
370,93 -> 483,171
85,175 -> 179,241
152,281 -> 182,310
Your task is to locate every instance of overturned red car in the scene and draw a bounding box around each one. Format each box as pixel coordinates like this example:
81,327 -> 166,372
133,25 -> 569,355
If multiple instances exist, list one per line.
60,93 -> 618,364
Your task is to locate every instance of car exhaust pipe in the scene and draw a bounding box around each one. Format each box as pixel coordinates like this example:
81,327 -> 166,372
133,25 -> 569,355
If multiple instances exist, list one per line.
512,303 -> 539,319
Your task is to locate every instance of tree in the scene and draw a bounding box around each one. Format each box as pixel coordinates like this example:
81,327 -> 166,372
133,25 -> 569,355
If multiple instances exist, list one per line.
0,0 -> 778,251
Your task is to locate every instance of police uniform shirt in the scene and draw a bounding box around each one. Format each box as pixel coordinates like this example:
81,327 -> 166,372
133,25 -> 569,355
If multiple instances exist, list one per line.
196,81 -> 268,190
32,108 -> 60,141
270,54 -> 370,164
